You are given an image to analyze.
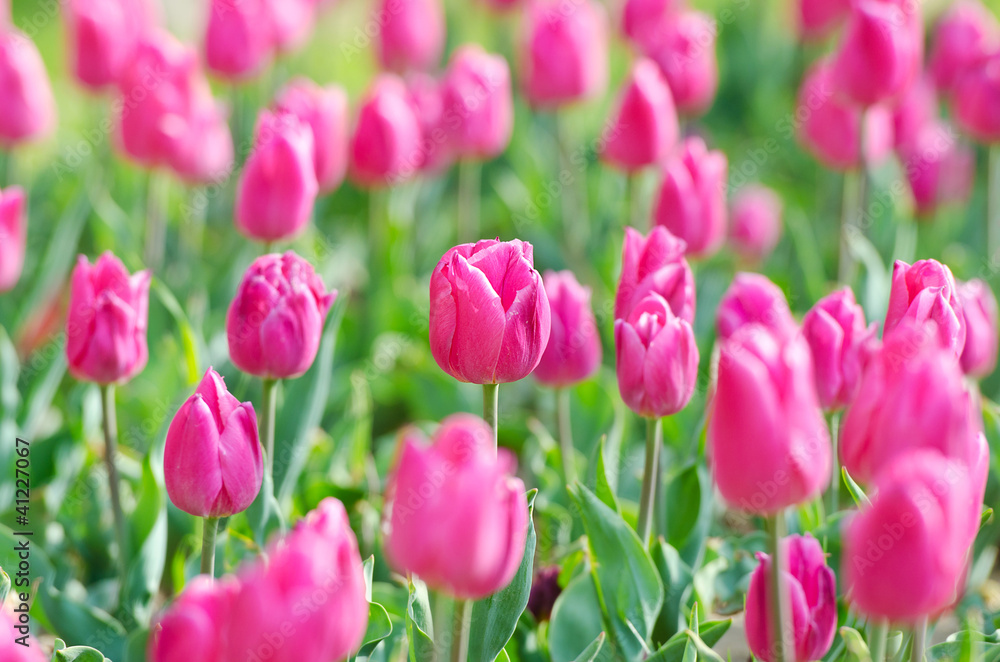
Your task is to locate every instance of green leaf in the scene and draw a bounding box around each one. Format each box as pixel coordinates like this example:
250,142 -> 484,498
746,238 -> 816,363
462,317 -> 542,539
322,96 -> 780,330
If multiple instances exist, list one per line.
0,566 -> 10,603
353,557 -> 393,661
594,437 -> 619,513
841,468 -> 871,509
698,621 -> 732,649
53,646 -> 108,662
468,490 -> 538,662
572,633 -> 607,662
17,350 -> 66,441
122,629 -> 150,662
927,641 -> 1000,662
406,578 -> 435,662
0,326 -> 21,512
122,452 -> 167,619
36,586 -> 126,660
245,468 -> 285,548
663,463 -> 711,572
150,278 -> 201,384
549,573 -> 606,662
840,626 -> 872,662
980,508 -> 994,530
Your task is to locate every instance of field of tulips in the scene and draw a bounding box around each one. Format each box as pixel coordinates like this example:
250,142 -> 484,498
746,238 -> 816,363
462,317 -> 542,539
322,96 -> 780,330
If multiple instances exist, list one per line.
2,0 -> 1000,660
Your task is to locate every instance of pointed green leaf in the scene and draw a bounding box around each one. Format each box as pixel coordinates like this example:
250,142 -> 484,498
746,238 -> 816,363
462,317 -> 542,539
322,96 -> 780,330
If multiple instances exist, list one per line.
841,468 -> 871,509
652,540 -> 694,645
549,573 -> 605,662
406,578 -> 435,662
594,437 -> 619,513
840,626 -> 872,662
664,463 -> 711,570
572,633 -> 607,662
53,646 -> 108,662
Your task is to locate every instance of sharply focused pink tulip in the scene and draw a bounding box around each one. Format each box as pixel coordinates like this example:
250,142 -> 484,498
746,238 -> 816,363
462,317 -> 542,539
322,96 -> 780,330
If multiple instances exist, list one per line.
406,73 -> 453,173
0,608 -> 48,662
653,136 -> 728,257
0,26 -> 56,146
430,239 -> 551,384
930,1 -> 999,94
745,535 -> 837,662
66,252 -> 151,385
959,279 -> 999,378
615,293 -> 698,418
899,122 -> 974,217
349,74 -> 423,187
235,111 -> 318,242
520,0 -> 608,108
621,0 -> 675,43
385,414 -> 529,599
227,252 -> 336,380
205,0 -> 273,79
638,10 -> 718,116
0,186 -> 26,293
64,0 -> 156,89
376,0 -> 445,73
796,0 -> 850,40
441,45 -> 513,160
534,270 -> 602,388
892,75 -> 938,150
274,78 -> 349,192
614,226 -> 695,323
953,53 -> 1000,143
716,272 -> 797,343
802,288 -> 878,411
729,185 -> 783,262
149,576 -> 238,662
601,58 -> 678,171
884,259 -> 966,357
708,324 -> 831,514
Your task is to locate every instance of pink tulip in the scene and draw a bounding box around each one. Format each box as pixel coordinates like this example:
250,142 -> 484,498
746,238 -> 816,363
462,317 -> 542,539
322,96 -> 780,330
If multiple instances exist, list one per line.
959,279 -> 999,378
235,111 -> 318,242
430,239 -> 551,384
615,293 -> 698,418
796,0 -> 851,40
274,78 -> 349,193
205,0 -> 273,80
263,0 -> 315,52
0,186 -> 26,293
66,252 -> 151,385
953,53 -> 1000,143
891,75 -> 938,150
796,60 -> 895,171
745,535 -> 837,662
376,0 -> 445,73
227,498 -> 368,662
899,122 -> 974,217
406,73 -> 454,173
149,576 -> 238,662
716,272 -> 797,343
349,74 -> 423,187
802,288 -> 878,411
638,10 -> 718,116
0,608 -> 47,662
227,252 -> 336,380
653,136 -> 727,257
0,27 -> 56,146
601,58 -> 678,171
729,185 -> 783,262
708,324 -> 831,514
930,1 -> 999,94
441,45 -> 513,160
385,414 -> 528,599
615,226 -> 695,323
534,270 -> 602,388
621,0 -> 676,43
520,0 -> 608,108
64,0 -> 156,89
883,259 -> 966,357
167,102 -> 235,185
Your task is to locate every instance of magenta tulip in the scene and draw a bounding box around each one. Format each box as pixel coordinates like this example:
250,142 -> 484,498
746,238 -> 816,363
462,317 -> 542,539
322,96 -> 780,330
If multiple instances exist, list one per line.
441,45 -> 513,160
899,122 -> 974,217
729,184 -> 783,263
796,0 -> 850,40
614,226 -> 695,323
263,0 -> 314,53
66,252 -> 151,385
534,270 -> 602,388
621,0 -> 676,43
0,609 -> 47,662
274,78 -> 349,193
892,75 -> 938,151
745,535 -> 837,662
716,272 -> 798,343
930,1 -> 999,94
953,52 -> 1000,143
653,136 -> 728,257
0,26 -> 55,146
0,186 -> 26,293
64,0 -> 156,89
601,58 -> 678,171
205,0 -> 273,79
385,414 -> 528,599
349,74 -> 424,187
959,279 -> 999,378
376,0 -> 445,73
149,576 -> 238,662
884,259 -> 966,357
406,73 -> 454,173
638,10 -> 718,116
167,102 -> 235,185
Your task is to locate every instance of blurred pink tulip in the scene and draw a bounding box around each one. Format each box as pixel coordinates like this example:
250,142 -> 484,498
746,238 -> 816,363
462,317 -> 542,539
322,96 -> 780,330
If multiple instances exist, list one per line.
959,279 -> 999,378
534,270 -> 602,388
615,225 -> 695,323
263,0 -> 315,52
406,73 -> 454,173
0,186 -> 26,293
745,535 -> 837,662
930,1 -> 999,94
796,0 -> 850,40
621,0 -> 676,43
716,272 -> 797,342
615,293 -> 698,418
227,252 -> 336,380
385,414 -> 528,599
349,74 -> 423,187
899,122 -> 974,217
729,184 -> 783,262
520,0 -> 608,108
275,78 -> 350,192
205,0 -> 273,80
168,102 -> 235,185
64,0 -> 156,89
0,608 -> 49,662
376,0 -> 445,73
884,258 -> 966,357
653,136 -> 728,258
601,58 -> 678,171
66,252 -> 150,385
0,26 -> 56,146
892,75 -> 938,150
430,239 -> 551,384
441,45 -> 513,160
953,53 -> 1000,143
638,10 -> 718,116
149,576 -> 238,662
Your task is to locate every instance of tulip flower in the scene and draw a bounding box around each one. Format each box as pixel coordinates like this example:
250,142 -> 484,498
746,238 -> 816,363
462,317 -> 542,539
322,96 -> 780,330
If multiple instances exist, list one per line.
745,535 -> 837,662
0,609 -> 46,662
621,0 -> 675,43
384,414 -> 528,599
638,10 -> 718,116
534,270 -> 602,388
406,73 -> 453,173
441,45 -> 513,160
64,0 -> 156,89
520,0 -> 608,108
235,111 -> 318,242
167,103 -> 235,185
716,272 -> 797,343
376,0 -> 445,73
601,58 -> 678,171
263,0 -> 314,52
959,279 -> 999,378
0,25 -> 56,146
615,226 -> 694,323
796,0 -> 850,40
149,576 -> 238,662
205,0 -> 273,80
953,52 -> 1000,143
899,122 -> 974,217
527,567 -> 562,622
729,184 -> 783,263
802,288 -> 878,411
892,75 -> 938,151
274,79 -> 349,193
930,1 -> 999,95
653,137 -> 728,257
0,186 -> 26,293
883,259 -> 966,357
349,74 -> 424,187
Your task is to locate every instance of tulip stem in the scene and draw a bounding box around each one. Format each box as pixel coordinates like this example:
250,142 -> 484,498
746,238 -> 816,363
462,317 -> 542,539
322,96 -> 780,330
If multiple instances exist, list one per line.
910,618 -> 927,662
556,388 -> 576,485
766,511 -> 792,662
145,169 -> 170,272
100,384 -> 129,582
826,412 -> 841,516
637,417 -> 661,546
838,167 -> 863,285
458,160 -> 481,243
627,172 -> 644,230
870,620 -> 890,662
483,383 -> 499,454
261,378 -> 278,480
451,598 -> 471,662
988,144 -> 1000,261
201,517 -> 219,577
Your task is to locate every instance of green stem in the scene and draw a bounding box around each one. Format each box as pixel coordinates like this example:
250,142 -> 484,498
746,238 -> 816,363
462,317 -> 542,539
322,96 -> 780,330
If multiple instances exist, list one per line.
145,170 -> 170,271
910,618 -> 927,662
483,383 -> 499,454
827,412 -> 841,516
628,171 -> 644,230
767,511 -> 791,662
870,620 -> 890,662
839,110 -> 869,285
201,517 -> 219,577
989,145 -> 1000,260
637,417 -> 661,545
451,599 -> 471,662
458,160 -> 481,244
100,384 -> 129,581
556,388 -> 576,484
555,111 -> 588,257
261,378 -> 278,481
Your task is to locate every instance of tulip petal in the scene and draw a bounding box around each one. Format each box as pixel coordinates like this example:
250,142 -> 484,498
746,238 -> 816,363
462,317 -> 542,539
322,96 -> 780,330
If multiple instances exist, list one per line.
164,395 -> 223,517
447,253 -> 505,383
215,403 -> 262,517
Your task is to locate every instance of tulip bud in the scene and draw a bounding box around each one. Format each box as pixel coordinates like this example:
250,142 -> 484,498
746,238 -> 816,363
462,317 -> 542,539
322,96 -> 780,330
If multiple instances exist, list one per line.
64,0 -> 156,89
0,27 -> 56,146
959,279 -> 998,378
0,186 -> 26,293
729,185 -> 783,263
376,0 -> 445,73
205,0 -> 273,80
802,288 -> 878,411
899,122 -> 974,217
745,535 -> 837,662
653,136 -> 728,257
0,609 -> 46,662
796,0 -> 850,40
892,75 -> 938,150
614,226 -> 695,323
708,324 -> 831,514
274,78 -> 350,192
621,0 -> 676,43
235,111 -> 318,242
953,53 -> 1000,143
527,567 -> 561,622
638,10 -> 718,116
615,293 -> 699,418
349,74 -> 424,187
441,45 -> 513,160
534,270 -> 602,388
884,259 -> 966,357
430,239 -> 550,384
601,58 -> 679,171
716,272 -> 797,343
149,576 -> 238,662
930,1 -> 999,94
520,0 -> 608,108
385,414 -> 529,599
406,73 -> 454,173
226,252 -> 336,380
66,252 -> 151,385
